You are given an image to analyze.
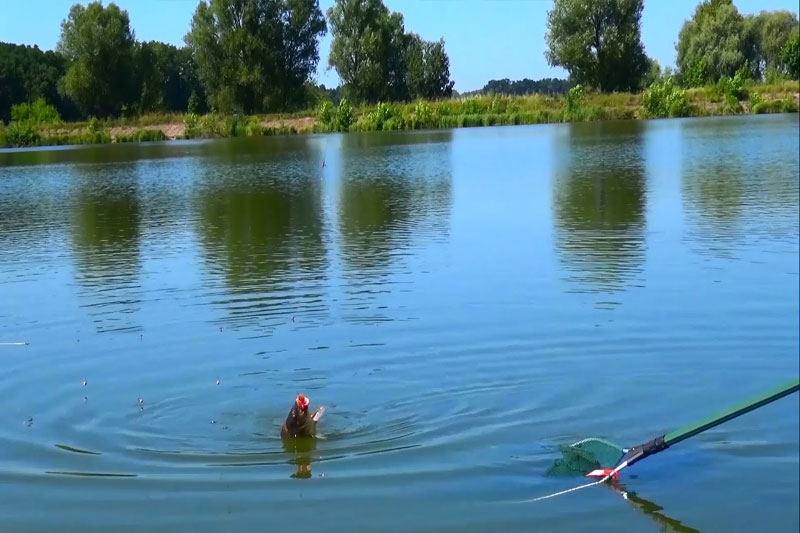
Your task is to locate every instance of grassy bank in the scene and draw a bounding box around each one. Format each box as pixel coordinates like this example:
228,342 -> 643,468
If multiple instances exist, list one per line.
1,80 -> 797,149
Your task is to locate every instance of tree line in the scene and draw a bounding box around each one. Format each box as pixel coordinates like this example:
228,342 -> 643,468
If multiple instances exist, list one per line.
545,0 -> 798,92
0,0 -> 456,123
480,78 -> 572,96
1,0 -> 798,125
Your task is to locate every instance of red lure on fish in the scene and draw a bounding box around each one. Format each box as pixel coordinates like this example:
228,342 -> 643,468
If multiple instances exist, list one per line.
296,394 -> 310,412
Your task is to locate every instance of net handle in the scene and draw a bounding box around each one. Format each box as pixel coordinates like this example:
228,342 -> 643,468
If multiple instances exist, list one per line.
624,377 -> 799,467
665,377 -> 799,447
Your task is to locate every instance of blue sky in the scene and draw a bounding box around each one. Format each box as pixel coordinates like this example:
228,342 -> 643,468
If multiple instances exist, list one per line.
2,0 -> 797,92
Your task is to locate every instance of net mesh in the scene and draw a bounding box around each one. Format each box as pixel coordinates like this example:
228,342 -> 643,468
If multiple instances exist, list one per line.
546,437 -> 626,476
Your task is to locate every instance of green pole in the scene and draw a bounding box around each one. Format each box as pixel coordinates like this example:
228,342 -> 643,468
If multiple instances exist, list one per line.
622,377 -> 799,468
664,377 -> 799,447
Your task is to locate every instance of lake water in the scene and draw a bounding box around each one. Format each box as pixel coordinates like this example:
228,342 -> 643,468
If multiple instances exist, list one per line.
1,115 -> 798,532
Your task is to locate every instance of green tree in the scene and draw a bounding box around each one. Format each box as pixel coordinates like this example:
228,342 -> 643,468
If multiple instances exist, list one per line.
134,41 -> 206,114
384,11 -> 411,101
746,11 -> 799,78
11,98 -> 61,123
683,57 -> 709,87
481,78 -> 571,96
406,35 -> 455,100
406,35 -> 425,99
676,0 -> 750,85
544,0 -> 649,92
642,57 -> 662,88
784,27 -> 800,79
327,0 -> 393,103
185,0 -> 325,114
163,46 -> 206,113
186,0 -> 280,113
277,0 -> 327,108
135,41 -> 163,114
327,0 -> 453,103
57,2 -> 137,117
0,42 -> 76,122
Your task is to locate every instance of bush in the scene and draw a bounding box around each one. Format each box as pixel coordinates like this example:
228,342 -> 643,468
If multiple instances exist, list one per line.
780,98 -> 798,112
318,101 -> 334,127
727,67 -> 749,100
116,129 -> 168,143
138,129 -> 166,142
684,58 -> 708,88
0,121 -> 40,147
183,113 -> 200,138
244,115 -> 262,136
336,98 -> 354,132
436,115 -> 461,129
715,68 -> 748,109
751,100 -> 777,114
765,68 -> 787,86
749,92 -> 764,113
489,95 -> 508,114
397,106 -> 415,129
563,84 -> 585,121
382,116 -> 403,130
187,91 -> 203,114
747,96 -> 796,115
11,98 -> 61,124
351,116 -> 371,132
643,77 -> 691,118
461,98 -> 482,115
723,93 -> 743,114
461,115 -> 483,127
224,116 -> 244,136
366,102 -> 392,130
706,84 -> 724,103
435,101 -> 456,117
78,118 -> 111,144
199,114 -> 222,136
583,106 -> 606,121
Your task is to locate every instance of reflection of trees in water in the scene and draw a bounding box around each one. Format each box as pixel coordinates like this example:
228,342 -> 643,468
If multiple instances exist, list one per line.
681,161 -> 744,259
196,143 -> 327,331
70,166 -> 143,333
0,167 -> 69,256
0,140 -> 205,168
680,118 -> 800,258
336,132 -> 453,322
679,122 -> 745,258
338,174 -> 450,272
552,122 -> 647,295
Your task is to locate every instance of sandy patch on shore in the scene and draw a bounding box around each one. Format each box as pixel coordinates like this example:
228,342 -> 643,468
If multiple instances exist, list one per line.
107,123 -> 185,139
261,116 -> 317,130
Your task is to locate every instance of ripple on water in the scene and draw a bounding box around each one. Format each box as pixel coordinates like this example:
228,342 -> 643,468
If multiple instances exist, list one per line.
0,121 -> 797,532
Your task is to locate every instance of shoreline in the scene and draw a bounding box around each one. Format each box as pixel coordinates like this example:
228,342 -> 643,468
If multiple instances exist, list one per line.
2,86 -> 798,150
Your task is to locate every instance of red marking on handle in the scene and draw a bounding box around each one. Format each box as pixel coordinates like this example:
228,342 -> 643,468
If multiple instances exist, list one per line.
585,469 -> 618,480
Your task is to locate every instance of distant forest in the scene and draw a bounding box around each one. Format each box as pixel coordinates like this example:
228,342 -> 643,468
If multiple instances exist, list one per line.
461,78 -> 572,98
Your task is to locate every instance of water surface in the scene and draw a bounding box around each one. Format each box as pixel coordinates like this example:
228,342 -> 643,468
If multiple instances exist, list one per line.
1,115 -> 798,532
